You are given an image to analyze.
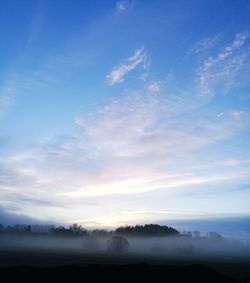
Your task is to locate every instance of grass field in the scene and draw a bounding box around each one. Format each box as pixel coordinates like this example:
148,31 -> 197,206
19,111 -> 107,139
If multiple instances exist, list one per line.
0,246 -> 250,282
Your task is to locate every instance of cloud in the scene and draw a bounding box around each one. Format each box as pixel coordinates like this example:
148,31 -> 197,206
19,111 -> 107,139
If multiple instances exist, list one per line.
62,172 -> 242,198
147,81 -> 161,92
0,95 -> 12,117
197,32 -> 249,96
230,111 -> 244,123
190,34 -> 219,54
2,87 -> 245,205
121,210 -> 198,217
0,206 -> 44,225
0,7 -> 49,118
106,47 -> 148,85
74,88 -> 244,164
0,79 -> 16,117
116,1 -> 127,12
0,95 -> 11,107
0,70 -> 57,119
27,5 -> 44,45
1,86 -> 249,222
2,77 -> 248,198
1,31 -> 250,224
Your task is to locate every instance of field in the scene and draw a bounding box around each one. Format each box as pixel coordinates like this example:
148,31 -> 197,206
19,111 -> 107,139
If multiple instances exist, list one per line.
0,245 -> 250,282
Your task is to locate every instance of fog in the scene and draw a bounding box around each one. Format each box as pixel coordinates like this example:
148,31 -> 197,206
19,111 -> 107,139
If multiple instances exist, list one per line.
128,236 -> 250,259
1,234 -> 250,262
0,235 -> 107,253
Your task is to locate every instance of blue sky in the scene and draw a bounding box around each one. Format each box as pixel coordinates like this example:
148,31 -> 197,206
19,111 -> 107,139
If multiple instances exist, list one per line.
0,0 -> 250,228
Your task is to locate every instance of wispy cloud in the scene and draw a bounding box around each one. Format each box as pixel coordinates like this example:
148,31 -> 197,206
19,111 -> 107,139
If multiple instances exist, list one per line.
0,68 -> 58,119
121,210 -> 199,216
190,34 -> 219,54
1,84 -> 249,222
3,86 -> 246,201
27,5 -> 44,45
106,47 -> 148,85
62,171 -> 242,198
0,95 -> 12,116
147,81 -> 161,92
197,32 -> 249,96
1,29 -> 250,224
230,110 -> 244,123
116,1 -> 127,12
0,77 -> 19,117
0,206 -> 44,225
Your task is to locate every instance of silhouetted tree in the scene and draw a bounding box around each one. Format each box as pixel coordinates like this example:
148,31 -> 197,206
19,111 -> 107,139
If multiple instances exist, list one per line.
91,229 -> 112,237
193,231 -> 200,238
69,224 -> 87,236
51,226 -> 73,236
207,232 -> 223,240
27,225 -> 31,233
107,235 -> 129,253
182,231 -> 192,238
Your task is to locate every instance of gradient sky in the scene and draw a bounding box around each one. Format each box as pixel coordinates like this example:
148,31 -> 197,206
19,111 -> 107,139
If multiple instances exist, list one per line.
0,0 -> 250,228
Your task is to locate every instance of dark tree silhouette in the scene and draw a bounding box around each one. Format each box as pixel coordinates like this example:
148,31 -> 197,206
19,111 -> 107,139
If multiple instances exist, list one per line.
91,229 -> 112,237
50,226 -> 74,237
107,235 -> 129,253
115,224 -> 179,237
69,224 -> 87,236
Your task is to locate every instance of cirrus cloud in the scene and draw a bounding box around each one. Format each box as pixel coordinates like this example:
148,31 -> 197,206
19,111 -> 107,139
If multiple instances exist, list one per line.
106,47 -> 148,85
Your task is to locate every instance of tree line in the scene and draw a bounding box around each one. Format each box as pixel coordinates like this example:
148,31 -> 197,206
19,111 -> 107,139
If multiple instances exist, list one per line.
0,223 -> 222,239
115,224 -> 179,237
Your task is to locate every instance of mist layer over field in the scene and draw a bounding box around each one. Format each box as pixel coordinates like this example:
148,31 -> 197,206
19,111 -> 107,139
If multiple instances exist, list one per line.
1,234 -> 250,262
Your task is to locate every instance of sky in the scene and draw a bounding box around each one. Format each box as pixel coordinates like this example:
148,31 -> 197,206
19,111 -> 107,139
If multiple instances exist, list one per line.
0,0 -> 250,229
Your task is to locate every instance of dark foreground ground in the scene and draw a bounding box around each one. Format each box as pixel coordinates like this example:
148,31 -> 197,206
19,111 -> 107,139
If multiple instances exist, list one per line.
0,264 -> 240,283
0,248 -> 250,282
